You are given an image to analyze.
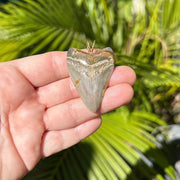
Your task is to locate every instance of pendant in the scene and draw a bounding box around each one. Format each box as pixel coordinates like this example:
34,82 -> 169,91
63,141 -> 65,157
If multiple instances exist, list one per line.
67,41 -> 114,112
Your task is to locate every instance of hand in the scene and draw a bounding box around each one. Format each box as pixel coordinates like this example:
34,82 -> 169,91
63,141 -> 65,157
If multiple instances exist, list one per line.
0,51 -> 136,180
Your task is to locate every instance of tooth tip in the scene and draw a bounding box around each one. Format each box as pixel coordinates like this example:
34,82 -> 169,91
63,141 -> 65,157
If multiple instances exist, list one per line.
82,100 -> 101,113
87,107 -> 99,113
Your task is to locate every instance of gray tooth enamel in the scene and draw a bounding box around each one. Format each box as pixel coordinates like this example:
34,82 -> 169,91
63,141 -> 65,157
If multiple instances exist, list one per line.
104,47 -> 113,52
67,47 -> 114,112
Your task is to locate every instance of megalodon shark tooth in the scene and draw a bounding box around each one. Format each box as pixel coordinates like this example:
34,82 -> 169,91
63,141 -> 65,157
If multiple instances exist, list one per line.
67,41 -> 114,112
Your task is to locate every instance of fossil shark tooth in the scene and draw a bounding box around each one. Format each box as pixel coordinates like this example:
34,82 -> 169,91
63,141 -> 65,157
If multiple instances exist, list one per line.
67,41 -> 114,112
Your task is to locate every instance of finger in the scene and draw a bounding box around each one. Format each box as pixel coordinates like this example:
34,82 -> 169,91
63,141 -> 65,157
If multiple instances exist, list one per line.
43,83 -> 133,130
11,51 -> 69,87
37,66 -> 135,108
109,66 -> 136,86
42,118 -> 102,157
37,77 -> 78,108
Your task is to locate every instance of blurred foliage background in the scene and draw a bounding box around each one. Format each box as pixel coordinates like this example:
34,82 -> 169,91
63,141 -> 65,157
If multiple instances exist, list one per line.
0,0 -> 180,179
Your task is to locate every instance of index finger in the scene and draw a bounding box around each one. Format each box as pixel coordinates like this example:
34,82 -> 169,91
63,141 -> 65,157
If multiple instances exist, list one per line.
11,51 -> 69,87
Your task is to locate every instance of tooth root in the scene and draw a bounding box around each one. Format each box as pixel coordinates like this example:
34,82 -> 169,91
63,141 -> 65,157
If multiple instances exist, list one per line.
67,47 -> 114,112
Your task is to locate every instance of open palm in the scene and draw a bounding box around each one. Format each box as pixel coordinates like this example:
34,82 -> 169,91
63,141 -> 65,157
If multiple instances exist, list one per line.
0,51 -> 135,180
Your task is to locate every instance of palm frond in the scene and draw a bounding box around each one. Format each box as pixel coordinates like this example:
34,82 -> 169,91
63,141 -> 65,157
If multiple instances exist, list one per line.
0,0 -> 94,61
116,54 -> 180,90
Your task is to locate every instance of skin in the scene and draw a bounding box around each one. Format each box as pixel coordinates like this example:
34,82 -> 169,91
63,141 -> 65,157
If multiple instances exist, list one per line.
0,51 -> 136,180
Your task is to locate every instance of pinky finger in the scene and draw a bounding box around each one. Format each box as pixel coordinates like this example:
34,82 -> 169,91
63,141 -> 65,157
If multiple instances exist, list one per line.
41,118 -> 102,157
